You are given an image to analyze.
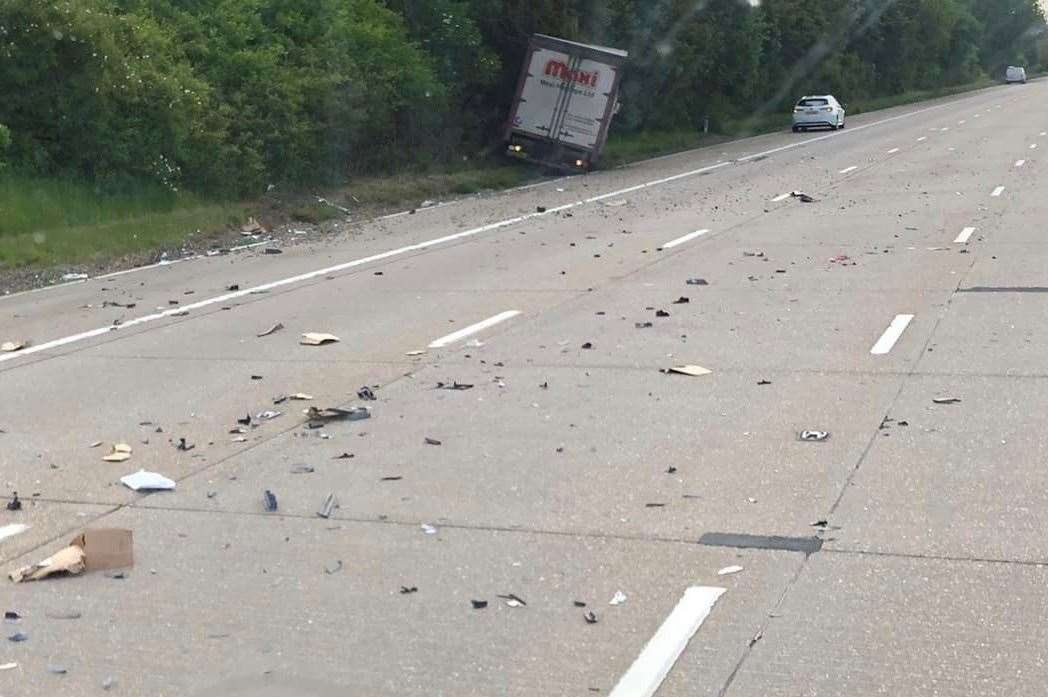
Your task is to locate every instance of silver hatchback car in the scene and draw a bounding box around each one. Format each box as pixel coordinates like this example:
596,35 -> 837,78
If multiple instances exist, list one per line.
792,95 -> 845,132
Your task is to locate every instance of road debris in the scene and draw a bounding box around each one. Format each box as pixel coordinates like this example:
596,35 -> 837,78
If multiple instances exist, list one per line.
317,493 -> 339,519
44,609 -> 81,620
62,273 -> 89,281
257,323 -> 284,338
334,453 -> 354,460
120,470 -> 175,491
435,381 -> 474,391
9,529 -> 132,583
581,342 -> 594,349
655,310 -> 670,318
175,438 -> 194,452
102,676 -> 116,690
757,379 -> 772,386
324,560 -> 343,575
798,430 -> 830,442
237,414 -> 252,426
933,397 -> 962,404
262,490 -> 278,512
300,332 -> 340,346
672,296 -> 690,304
471,600 -> 488,609
102,443 -> 133,462
0,341 -> 27,353
584,611 -> 599,624
635,322 -> 653,329
662,365 -> 712,377
241,217 -> 266,235
6,492 -> 20,511
290,393 -> 313,401
718,565 -> 744,576
4,611 -> 19,621
380,476 -> 403,481
306,406 -> 370,424
400,586 -> 419,595
686,278 -> 709,285
609,590 -> 628,606
290,465 -> 315,474
257,410 -> 282,421
498,593 -> 527,607
420,524 -> 438,535
790,191 -> 817,203
0,662 -> 16,671
424,437 -> 442,446
7,632 -> 27,642
47,664 -> 68,674
357,386 -> 377,401
263,247 -> 283,255
405,350 -> 426,357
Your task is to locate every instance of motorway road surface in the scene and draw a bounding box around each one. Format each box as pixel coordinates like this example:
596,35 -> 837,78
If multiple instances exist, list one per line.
2,82 -> 1048,696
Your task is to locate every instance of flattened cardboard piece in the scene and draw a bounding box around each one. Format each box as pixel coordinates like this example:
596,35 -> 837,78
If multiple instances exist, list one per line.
70,529 -> 134,572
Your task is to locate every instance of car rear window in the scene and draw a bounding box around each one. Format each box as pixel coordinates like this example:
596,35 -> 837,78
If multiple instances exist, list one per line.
798,98 -> 829,107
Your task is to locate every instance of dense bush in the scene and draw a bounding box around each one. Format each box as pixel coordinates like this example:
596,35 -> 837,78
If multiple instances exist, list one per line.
0,0 -> 1044,196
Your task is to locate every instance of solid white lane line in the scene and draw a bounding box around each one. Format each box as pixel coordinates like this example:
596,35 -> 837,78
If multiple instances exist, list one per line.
887,148 -> 900,154
0,94 -> 1013,362
1016,160 -> 1026,168
954,227 -> 976,244
427,310 -> 521,349
991,186 -> 1005,197
770,192 -> 791,202
839,166 -> 858,174
870,314 -> 915,355
661,229 -> 710,250
917,136 -> 928,142
0,524 -> 30,543
607,586 -> 726,697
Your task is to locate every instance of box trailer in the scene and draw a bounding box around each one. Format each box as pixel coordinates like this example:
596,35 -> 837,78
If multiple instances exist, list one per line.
504,34 -> 628,172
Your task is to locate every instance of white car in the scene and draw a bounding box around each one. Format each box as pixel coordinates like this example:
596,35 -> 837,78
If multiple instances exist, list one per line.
1006,66 -> 1027,84
792,95 -> 845,132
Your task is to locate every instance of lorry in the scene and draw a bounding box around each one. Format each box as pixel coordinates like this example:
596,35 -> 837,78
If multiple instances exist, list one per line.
504,34 -> 628,172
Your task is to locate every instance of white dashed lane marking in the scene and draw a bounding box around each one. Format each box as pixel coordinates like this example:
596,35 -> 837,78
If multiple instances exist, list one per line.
839,166 -> 858,174
991,186 -> 1005,197
954,227 -> 976,244
661,229 -> 710,250
428,310 -> 521,349
871,314 -> 915,355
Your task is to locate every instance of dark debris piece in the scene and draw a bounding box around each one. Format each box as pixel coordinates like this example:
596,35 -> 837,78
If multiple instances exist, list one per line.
672,296 -> 690,304
175,438 -> 194,452
334,453 -> 354,460
263,489 -> 278,512
496,593 -> 527,606
3,611 -> 20,621
400,586 -> 419,595
471,600 -> 488,610
686,278 -> 709,286
6,492 -> 20,511
357,386 -> 377,401
573,601 -> 587,608
436,381 -> 474,391
380,476 -> 403,482
7,631 -> 27,642
666,466 -> 678,474
655,310 -> 670,318
581,342 -> 594,350
424,437 -> 442,446
757,379 -> 772,386
584,611 -> 599,624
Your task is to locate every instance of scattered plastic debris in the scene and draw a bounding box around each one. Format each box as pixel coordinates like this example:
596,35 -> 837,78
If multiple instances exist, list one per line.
420,524 -> 438,535
609,590 -> 628,606
263,247 -> 283,255
47,664 -> 68,674
718,565 -> 744,576
686,278 -> 709,286
120,470 -> 175,491
662,365 -> 712,377
44,609 -> 81,620
175,438 -> 194,452
471,600 -> 488,609
933,397 -> 962,404
257,410 -> 282,421
672,296 -> 690,304
757,379 -> 772,386
635,322 -> 653,329
290,393 -> 313,401
102,443 -> 133,463
798,430 -> 830,442
290,465 -> 315,474
357,386 -> 377,401
424,437 -> 442,446
6,492 -> 20,511
263,490 -> 278,512
0,341 -> 27,353
400,586 -> 419,595
790,191 -> 816,203
584,611 -> 599,624
436,381 -> 473,391
257,323 -> 284,338
405,350 -> 426,357
300,333 -> 340,346
102,676 -> 116,690
0,662 -> 16,671
655,310 -> 670,318
306,406 -> 370,424
316,493 -> 339,519
498,593 -> 527,607
334,453 -> 354,460
4,611 -> 19,621
7,632 -> 27,642
241,217 -> 266,235
581,342 -> 594,350
324,560 -> 343,575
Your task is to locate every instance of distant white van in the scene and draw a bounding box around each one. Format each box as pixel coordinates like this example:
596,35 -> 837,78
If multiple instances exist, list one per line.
1006,66 -> 1027,84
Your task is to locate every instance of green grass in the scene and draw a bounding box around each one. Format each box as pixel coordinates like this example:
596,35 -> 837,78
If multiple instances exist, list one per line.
338,165 -> 531,208
846,78 -> 997,115
0,175 -> 245,269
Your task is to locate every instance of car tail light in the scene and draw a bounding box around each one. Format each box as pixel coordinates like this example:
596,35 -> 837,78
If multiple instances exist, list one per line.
822,106 -> 833,112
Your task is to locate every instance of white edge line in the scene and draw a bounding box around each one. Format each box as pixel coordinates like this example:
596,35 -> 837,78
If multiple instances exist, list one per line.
0,92 -> 1003,361
608,586 -> 726,697
661,229 -> 710,250
0,523 -> 30,542
427,310 -> 521,349
991,186 -> 1005,197
954,226 -> 976,244
838,166 -> 858,174
870,314 -> 915,355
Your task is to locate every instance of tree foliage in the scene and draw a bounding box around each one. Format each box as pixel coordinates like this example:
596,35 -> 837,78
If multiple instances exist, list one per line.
0,0 -> 1043,195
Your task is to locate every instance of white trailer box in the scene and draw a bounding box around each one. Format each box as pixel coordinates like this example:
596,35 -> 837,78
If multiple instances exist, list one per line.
505,34 -> 628,171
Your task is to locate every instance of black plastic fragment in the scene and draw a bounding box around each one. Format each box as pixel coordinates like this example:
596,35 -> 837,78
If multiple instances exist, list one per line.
263,489 -> 278,512
698,532 -> 823,555
6,492 -> 20,511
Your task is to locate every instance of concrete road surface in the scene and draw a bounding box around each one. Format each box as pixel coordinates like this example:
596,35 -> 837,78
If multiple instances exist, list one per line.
2,82 -> 1048,696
